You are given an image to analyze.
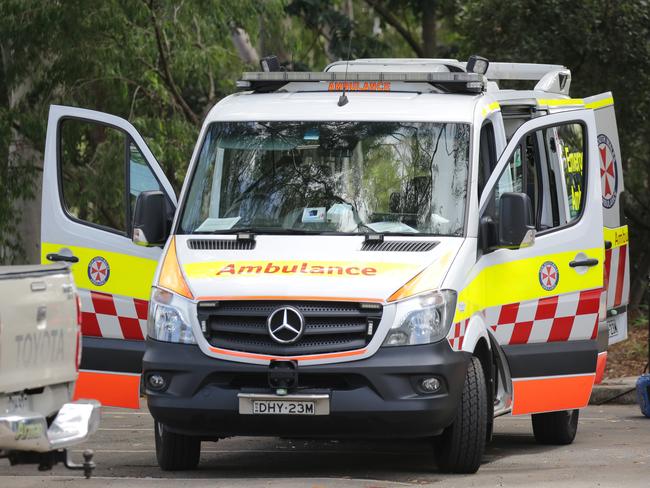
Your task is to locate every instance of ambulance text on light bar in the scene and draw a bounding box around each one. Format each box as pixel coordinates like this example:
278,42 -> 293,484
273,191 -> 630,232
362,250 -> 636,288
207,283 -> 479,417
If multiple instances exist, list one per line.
237,71 -> 486,93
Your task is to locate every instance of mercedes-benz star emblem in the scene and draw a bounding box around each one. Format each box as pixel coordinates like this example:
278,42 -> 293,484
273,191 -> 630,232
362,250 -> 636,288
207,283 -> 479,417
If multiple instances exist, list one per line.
267,306 -> 305,344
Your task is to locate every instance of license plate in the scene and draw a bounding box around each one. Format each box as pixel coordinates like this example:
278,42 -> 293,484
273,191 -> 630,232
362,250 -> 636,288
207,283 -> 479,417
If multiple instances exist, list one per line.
238,393 -> 330,415
253,400 -> 315,415
607,316 -> 618,338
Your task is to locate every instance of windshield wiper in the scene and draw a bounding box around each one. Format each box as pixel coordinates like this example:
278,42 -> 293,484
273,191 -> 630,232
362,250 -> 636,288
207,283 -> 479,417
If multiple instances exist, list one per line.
194,227 -> 318,236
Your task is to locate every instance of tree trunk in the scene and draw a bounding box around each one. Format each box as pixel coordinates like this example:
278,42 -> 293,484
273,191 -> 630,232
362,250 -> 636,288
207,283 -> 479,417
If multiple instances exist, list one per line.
422,0 -> 436,58
629,250 -> 650,310
1,42 -> 42,264
9,134 -> 42,264
230,22 -> 260,66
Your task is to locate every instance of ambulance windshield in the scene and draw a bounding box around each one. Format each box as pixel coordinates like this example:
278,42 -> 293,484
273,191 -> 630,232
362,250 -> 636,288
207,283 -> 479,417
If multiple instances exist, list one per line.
179,121 -> 470,236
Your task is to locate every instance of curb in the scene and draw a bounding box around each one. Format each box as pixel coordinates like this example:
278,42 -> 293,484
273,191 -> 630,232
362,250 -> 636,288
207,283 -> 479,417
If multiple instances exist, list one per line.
589,377 -> 638,405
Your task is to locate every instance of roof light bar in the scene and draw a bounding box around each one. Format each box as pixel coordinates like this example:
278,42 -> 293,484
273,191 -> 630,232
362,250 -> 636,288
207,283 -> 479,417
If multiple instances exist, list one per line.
239,71 -> 485,94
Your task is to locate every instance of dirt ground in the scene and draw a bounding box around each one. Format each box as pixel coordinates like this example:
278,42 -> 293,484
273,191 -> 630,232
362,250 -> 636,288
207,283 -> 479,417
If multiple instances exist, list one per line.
605,307 -> 649,379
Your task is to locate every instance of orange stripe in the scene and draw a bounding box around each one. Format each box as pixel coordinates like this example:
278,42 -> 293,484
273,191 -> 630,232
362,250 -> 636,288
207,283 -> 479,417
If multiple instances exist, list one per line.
197,295 -> 384,303
511,374 -> 595,415
595,352 -> 607,384
208,346 -> 367,362
73,371 -> 141,409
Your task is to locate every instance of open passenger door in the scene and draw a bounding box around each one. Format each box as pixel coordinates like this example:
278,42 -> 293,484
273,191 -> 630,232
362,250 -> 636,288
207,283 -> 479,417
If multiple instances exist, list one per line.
41,106 -> 177,408
477,109 -> 604,415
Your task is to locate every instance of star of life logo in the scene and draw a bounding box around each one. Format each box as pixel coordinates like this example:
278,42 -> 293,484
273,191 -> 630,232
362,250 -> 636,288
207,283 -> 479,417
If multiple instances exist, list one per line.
88,256 -> 110,286
598,134 -> 617,209
539,261 -> 559,291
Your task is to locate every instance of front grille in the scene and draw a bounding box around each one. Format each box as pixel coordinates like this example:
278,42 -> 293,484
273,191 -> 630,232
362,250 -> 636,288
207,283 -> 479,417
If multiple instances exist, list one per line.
198,301 -> 383,356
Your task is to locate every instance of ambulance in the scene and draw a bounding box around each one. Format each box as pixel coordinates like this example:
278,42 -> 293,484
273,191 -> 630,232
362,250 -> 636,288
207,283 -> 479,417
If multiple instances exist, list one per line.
40,56 -> 629,473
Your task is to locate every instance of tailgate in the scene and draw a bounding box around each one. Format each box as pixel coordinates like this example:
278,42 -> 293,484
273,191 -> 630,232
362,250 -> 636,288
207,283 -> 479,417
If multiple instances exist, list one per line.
0,264 -> 79,393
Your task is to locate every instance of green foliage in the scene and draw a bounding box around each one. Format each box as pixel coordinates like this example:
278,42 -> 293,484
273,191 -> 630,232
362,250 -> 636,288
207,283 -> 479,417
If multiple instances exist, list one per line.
456,0 -> 650,303
1,0 -> 649,303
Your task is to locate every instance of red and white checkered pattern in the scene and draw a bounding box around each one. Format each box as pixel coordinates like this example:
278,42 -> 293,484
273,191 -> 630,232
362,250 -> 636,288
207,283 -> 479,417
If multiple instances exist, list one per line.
78,289 -> 149,340
604,244 -> 629,309
448,318 -> 469,350
447,288 -> 601,351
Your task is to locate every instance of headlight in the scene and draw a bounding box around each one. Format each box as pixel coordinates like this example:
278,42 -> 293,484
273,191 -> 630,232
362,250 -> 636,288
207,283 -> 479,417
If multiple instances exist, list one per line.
382,290 -> 457,347
148,288 -> 197,344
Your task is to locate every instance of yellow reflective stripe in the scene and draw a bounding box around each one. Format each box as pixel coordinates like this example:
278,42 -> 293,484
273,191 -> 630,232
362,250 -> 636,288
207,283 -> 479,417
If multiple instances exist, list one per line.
537,98 -> 585,107
585,96 -> 614,110
41,242 -> 157,300
481,101 -> 501,118
603,225 -> 628,248
454,248 -> 604,322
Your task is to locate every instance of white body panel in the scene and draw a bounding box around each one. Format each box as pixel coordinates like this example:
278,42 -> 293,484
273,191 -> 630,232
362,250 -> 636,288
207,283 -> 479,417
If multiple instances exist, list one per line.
0,265 -> 78,395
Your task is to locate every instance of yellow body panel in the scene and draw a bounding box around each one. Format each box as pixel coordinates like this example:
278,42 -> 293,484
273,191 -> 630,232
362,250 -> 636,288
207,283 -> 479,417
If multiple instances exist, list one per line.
41,242 -> 157,300
454,247 -> 604,322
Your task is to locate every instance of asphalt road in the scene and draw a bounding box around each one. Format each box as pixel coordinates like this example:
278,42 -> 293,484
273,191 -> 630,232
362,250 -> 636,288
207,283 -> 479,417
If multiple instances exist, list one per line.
1,403 -> 648,487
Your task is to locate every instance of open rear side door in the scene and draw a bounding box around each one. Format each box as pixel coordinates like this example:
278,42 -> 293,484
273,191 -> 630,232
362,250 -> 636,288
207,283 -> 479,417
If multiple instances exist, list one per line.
41,105 -> 177,408
584,93 -> 629,348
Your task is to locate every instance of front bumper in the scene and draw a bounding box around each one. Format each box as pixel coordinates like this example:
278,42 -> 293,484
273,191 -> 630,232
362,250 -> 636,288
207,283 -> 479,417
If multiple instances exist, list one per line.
144,340 -> 469,439
0,400 -> 101,452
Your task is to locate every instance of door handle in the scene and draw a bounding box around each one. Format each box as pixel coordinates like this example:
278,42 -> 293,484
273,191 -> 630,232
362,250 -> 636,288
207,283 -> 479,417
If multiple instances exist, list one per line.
569,258 -> 599,268
46,253 -> 79,263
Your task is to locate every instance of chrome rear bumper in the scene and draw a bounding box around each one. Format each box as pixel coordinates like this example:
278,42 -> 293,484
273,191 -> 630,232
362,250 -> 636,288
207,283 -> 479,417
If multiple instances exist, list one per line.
0,400 -> 100,452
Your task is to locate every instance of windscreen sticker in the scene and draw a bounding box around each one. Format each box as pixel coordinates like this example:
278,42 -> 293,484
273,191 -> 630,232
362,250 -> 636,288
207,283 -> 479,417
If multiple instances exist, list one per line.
184,260 -> 418,279
598,134 -> 618,209
88,256 -> 110,286
539,261 -> 559,291
563,147 -> 584,213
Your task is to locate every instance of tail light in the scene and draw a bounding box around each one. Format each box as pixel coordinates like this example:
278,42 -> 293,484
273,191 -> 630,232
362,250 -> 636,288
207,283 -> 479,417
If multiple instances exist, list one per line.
75,293 -> 83,371
75,329 -> 82,372
598,287 -> 607,324
76,293 -> 83,326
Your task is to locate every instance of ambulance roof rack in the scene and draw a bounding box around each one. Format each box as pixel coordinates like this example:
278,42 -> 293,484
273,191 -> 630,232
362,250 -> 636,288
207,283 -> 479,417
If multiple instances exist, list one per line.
475,62 -> 568,81
237,71 -> 486,94
464,62 -> 571,95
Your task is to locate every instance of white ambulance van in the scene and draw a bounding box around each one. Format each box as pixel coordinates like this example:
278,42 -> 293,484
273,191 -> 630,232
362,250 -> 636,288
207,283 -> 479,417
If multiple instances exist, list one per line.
40,57 -> 629,473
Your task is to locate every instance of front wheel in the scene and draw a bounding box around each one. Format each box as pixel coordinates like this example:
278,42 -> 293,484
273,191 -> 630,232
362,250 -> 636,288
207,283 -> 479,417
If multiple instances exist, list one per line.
531,409 -> 579,445
434,356 -> 487,474
154,421 -> 201,471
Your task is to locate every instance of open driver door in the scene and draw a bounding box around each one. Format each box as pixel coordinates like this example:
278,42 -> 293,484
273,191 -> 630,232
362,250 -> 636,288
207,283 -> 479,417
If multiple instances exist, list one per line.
41,105 -> 177,408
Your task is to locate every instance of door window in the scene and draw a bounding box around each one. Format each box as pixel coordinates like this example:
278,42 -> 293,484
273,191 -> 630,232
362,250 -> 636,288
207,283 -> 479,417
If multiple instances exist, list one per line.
482,122 -> 586,238
129,141 -> 162,218
544,124 -> 586,223
59,119 -> 127,232
477,122 -> 497,198
59,119 -> 162,235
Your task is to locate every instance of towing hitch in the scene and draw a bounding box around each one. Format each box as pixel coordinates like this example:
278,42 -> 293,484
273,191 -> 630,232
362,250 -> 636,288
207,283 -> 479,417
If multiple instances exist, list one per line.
268,360 -> 299,392
6,448 -> 95,478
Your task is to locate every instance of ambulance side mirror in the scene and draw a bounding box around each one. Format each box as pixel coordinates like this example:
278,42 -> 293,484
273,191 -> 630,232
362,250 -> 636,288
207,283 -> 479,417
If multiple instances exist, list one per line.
132,191 -> 169,247
498,192 -> 535,249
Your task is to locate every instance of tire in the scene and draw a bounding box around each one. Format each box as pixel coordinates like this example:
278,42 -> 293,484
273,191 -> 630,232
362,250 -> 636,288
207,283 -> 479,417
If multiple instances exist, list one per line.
154,421 -> 201,471
531,409 -> 579,445
434,356 -> 487,474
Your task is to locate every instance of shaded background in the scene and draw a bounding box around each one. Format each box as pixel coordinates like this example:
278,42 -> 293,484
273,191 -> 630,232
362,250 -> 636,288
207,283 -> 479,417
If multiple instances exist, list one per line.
1,0 -> 649,317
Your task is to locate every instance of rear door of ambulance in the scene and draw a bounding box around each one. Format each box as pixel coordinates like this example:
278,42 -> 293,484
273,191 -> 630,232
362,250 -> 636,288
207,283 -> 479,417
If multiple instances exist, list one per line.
41,105 -> 177,408
584,93 -> 629,349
